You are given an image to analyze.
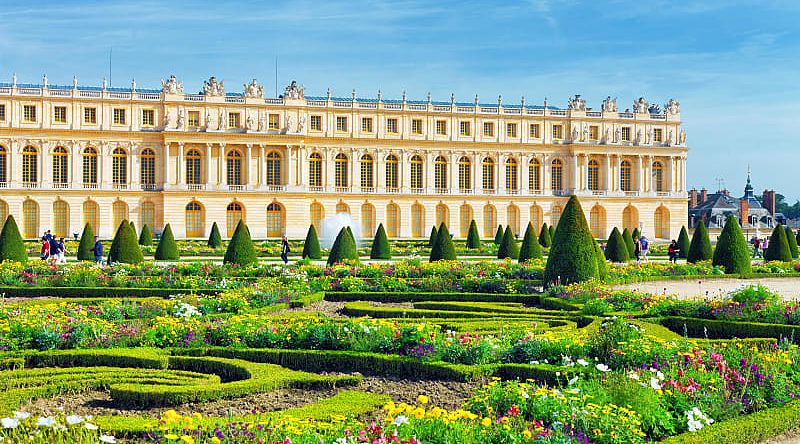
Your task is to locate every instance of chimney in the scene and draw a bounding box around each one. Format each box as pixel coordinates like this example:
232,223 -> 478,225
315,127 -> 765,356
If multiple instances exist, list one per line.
689,188 -> 698,208
762,190 -> 776,215
739,198 -> 749,226
700,188 -> 708,204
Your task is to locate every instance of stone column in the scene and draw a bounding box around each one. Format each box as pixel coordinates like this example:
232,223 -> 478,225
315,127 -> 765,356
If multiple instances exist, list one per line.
297,145 -> 306,188
8,141 -> 19,186
130,145 -> 139,188
70,142 -> 80,187
163,143 -> 171,187
450,153 -> 459,193
666,156 -> 674,192
542,153 -> 550,194
203,143 -> 212,187
571,153 -> 579,193
98,142 -> 107,187
219,143 -> 226,187
520,153 -> 529,194
498,154 -> 507,194
258,145 -> 265,188
245,144 -> 253,186
376,149 -> 385,192
401,151 -> 411,192
41,142 -> 51,187
286,145 -> 294,187
637,155 -> 644,193
426,151 -> 435,191
325,148 -> 335,189
646,155 -> 654,193
604,154 -> 612,192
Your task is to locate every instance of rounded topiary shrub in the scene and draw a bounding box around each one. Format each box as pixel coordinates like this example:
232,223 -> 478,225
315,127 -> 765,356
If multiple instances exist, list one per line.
712,215 -> 751,274
0,215 -> 27,263
764,224 -> 792,262
621,228 -> 635,258
632,227 -> 640,241
677,226 -> 691,259
224,220 -> 257,266
466,220 -> 480,249
107,221 -> 125,263
109,221 -> 144,264
538,223 -> 551,248
518,222 -> 542,263
370,223 -> 392,260
138,224 -> 153,246
604,227 -> 630,263
549,224 -> 555,240
154,224 -> 180,260
543,195 -> 598,286
430,223 -> 456,262
327,226 -> 359,266
301,225 -> 322,260
494,225 -> 504,245
687,220 -> 713,263
497,225 -> 519,260
428,226 -> 438,247
76,223 -> 95,261
594,241 -> 608,281
208,222 -> 222,248
785,225 -> 799,259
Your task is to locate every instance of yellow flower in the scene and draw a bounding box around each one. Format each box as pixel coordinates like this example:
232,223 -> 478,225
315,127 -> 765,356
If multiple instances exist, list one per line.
180,436 -> 195,444
523,429 -> 532,439
165,434 -> 179,441
417,395 -> 429,405
211,438 -> 221,444
481,417 -> 492,427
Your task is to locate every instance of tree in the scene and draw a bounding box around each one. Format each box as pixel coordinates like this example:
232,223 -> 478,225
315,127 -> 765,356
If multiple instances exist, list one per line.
327,226 -> 359,265
138,224 -> 153,246
518,222 -> 542,263
466,220 -> 481,249
712,215 -> 751,274
494,225 -> 504,245
621,228 -> 635,258
604,227 -> 630,263
208,222 -> 222,248
154,224 -> 180,260
224,220 -> 258,266
687,221 -> 713,263
548,224 -> 555,241
594,241 -> 608,281
543,196 -> 598,285
428,225 -> 438,247
370,223 -> 392,259
796,230 -> 800,255
301,225 -> 322,260
785,225 -> 799,259
764,224 -> 792,262
677,226 -> 691,259
109,220 -> 144,264
498,225 -> 519,259
129,222 -> 136,240
76,223 -> 96,261
430,223 -> 457,262
0,215 -> 27,263
632,227 -> 641,241
107,221 -> 126,263
538,223 -> 552,248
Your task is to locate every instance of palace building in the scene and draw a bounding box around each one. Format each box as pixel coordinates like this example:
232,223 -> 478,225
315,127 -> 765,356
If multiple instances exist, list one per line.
0,75 -> 688,240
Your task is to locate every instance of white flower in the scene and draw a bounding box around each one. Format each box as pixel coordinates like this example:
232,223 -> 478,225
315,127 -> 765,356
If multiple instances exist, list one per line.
13,412 -> 30,420
36,416 -> 57,428
99,435 -> 117,444
686,407 -> 714,432
393,415 -> 409,426
628,372 -> 640,380
66,415 -> 84,425
84,423 -> 99,430
529,360 -> 540,365
568,376 -> 579,386
650,377 -> 663,390
596,363 -> 610,372
576,359 -> 589,367
1,417 -> 19,429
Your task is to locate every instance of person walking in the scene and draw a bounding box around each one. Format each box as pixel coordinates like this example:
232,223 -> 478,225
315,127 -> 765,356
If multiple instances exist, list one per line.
57,237 -> 67,264
752,237 -> 761,258
92,236 -> 103,265
668,240 -> 679,263
48,234 -> 59,265
280,235 -> 290,264
40,238 -> 50,261
634,238 -> 641,262
639,236 -> 650,263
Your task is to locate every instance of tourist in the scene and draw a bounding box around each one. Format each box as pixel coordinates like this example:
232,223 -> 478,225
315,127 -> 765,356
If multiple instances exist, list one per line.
57,237 -> 67,264
48,234 -> 59,265
633,238 -> 641,262
762,237 -> 768,251
280,235 -> 290,264
668,240 -> 679,263
639,236 -> 649,262
752,237 -> 761,258
40,238 -> 50,261
92,236 -> 103,264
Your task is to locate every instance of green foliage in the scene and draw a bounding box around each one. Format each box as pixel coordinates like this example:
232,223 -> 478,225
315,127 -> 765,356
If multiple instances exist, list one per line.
154,224 -> 180,261
622,227 -> 635,258
549,224 -> 555,240
76,223 -> 95,261
301,225 -> 322,260
712,215 -> 752,274
543,196 -> 598,285
677,226 -> 691,258
109,220 -> 144,264
632,227 -> 641,240
428,225 -> 438,247
466,220 -> 481,249
518,222 -> 542,263
497,225 -> 519,259
224,220 -> 258,266
538,223 -> 552,247
594,241 -> 608,281
208,222 -> 222,247
604,227 -> 630,263
430,223 -> 457,262
494,225 -> 504,245
796,230 -> 800,253
785,225 -> 799,259
327,226 -> 359,266
764,224 -> 792,262
370,223 -> 392,259
138,224 -> 153,246
687,220 -> 713,263
0,215 -> 27,263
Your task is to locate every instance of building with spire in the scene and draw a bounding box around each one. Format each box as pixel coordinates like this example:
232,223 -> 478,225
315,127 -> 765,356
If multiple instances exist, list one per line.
688,171 -> 783,230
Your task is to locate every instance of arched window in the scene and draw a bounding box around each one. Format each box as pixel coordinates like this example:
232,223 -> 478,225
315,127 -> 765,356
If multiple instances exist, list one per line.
82,147 -> 98,185
309,153 -> 323,188
410,155 -> 423,189
186,149 -> 202,185
622,205 -> 638,232
112,201 -> 129,232
226,202 -> 244,237
589,205 -> 606,238
83,200 -> 99,233
266,151 -> 281,186
551,205 -> 562,227
655,206 -> 670,239
361,203 -> 375,236
652,161 -> 664,192
185,201 -> 204,237
360,155 -> 374,189
620,160 -> 632,191
507,205 -> 520,236
434,155 -> 447,190
52,200 -> 69,238
505,158 -> 518,191
310,202 -> 324,235
112,148 -> 128,185
335,153 -> 349,188
141,149 -> 156,186
22,199 -> 39,238
458,156 -> 471,191
482,157 -> 495,191
52,147 -> 68,184
385,155 -> 398,190
529,158 -> 541,192
551,159 -> 563,192
22,146 -> 38,184
530,205 -> 543,232
140,201 -> 155,231
0,200 -> 7,224
0,146 -> 7,184
226,150 -> 242,186
460,204 -> 473,237
386,203 -> 400,237
336,201 -> 350,214
266,202 -> 284,237
483,205 -> 496,238
587,159 -> 599,191
411,203 -> 424,237
435,203 -> 449,229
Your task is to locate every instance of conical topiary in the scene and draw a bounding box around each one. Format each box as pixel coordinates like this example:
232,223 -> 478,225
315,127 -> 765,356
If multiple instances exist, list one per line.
712,215 -> 751,274
0,215 -> 27,263
538,223 -> 551,248
677,226 -> 691,259
594,241 -> 608,281
543,196 -> 598,286
494,225 -> 504,245
765,224 -> 792,262
466,220 -> 481,249
518,222 -> 542,263
129,222 -> 136,240
107,221 -> 126,263
498,225 -> 519,259
327,226 -> 359,265
76,223 -> 95,261
632,227 -> 641,241
138,224 -> 153,246
604,227 -> 630,263
301,225 -> 322,260
687,221 -> 713,263
224,220 -> 258,266
785,226 -> 799,259
109,220 -> 143,264
430,222 -> 456,262
208,222 -> 222,248
370,223 -> 392,259
796,230 -> 800,254
549,224 -> 555,240
154,224 -> 180,260
428,225 -> 438,247
622,228 -> 635,258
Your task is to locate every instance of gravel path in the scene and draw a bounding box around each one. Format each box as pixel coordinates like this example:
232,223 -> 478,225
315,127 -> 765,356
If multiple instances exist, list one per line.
614,277 -> 800,300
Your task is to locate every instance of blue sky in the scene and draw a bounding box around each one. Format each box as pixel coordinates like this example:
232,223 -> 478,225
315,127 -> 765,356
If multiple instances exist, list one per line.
2,0 -> 799,200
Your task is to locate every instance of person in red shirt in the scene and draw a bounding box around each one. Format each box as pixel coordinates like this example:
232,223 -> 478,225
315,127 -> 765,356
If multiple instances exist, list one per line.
668,240 -> 679,263
40,239 -> 50,261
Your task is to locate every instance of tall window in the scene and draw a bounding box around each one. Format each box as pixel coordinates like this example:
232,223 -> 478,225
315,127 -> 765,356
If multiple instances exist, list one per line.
360,155 -> 374,189
483,122 -> 494,137
587,159 -> 599,191
506,123 -> 518,138
411,119 -> 423,135
459,121 -> 471,136
621,127 -> 631,141
0,200 -> 7,225
435,120 -> 447,135
435,204 -> 449,229
653,128 -> 663,143
655,206 -> 670,239
622,206 -> 638,231
361,117 -> 373,133
82,147 -> 98,184
226,150 -> 242,185
266,152 -> 281,186
589,126 -> 599,140
652,161 -> 664,192
529,124 -> 540,138
52,147 -> 68,184
309,153 -> 322,187
52,200 -> 68,238
458,156 -> 471,190
112,108 -> 126,125
0,146 -> 6,183
23,105 -> 37,122
140,201 -> 155,230
83,107 -> 97,124
268,114 -> 280,130
589,205 -> 605,238
334,153 -> 349,187
141,149 -> 156,185
551,159 -> 563,191
483,205 -> 496,238
22,146 -> 38,184
482,157 -> 495,191
185,201 -> 204,237
267,203 -> 284,237
187,111 -> 199,128
410,155 -> 423,189
228,112 -> 240,128
507,205 -> 520,236
112,201 -> 129,231
459,204 -> 473,237
434,156 -> 447,190
411,203 -> 424,237
551,205 -> 562,227
83,200 -> 99,233
336,201 -> 350,214
226,202 -> 244,236
310,202 -> 324,235
361,204 -> 375,236
310,115 -> 322,131
22,200 -> 39,238
53,106 -> 67,123
112,148 -> 127,185
552,124 -> 563,139
186,149 -> 202,185
386,118 -> 398,134
505,158 -> 518,191
529,158 -> 541,191
620,160 -> 632,191
386,203 -> 400,237
530,205 -> 543,232
385,155 -> 398,189
336,116 -> 348,132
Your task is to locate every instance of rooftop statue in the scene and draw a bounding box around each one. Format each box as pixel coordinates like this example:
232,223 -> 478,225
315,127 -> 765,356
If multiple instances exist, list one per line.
161,74 -> 183,94
633,97 -> 648,114
243,79 -> 264,98
283,80 -> 304,99
203,76 -> 225,96
665,98 -> 681,115
567,94 -> 586,111
601,96 -> 617,112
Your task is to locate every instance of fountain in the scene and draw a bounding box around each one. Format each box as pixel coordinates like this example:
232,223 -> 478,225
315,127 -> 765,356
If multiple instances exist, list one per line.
320,212 -> 361,249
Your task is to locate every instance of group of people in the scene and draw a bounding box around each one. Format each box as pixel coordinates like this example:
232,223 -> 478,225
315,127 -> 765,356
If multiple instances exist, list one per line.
633,235 -> 650,262
39,230 -> 67,264
751,236 -> 769,258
